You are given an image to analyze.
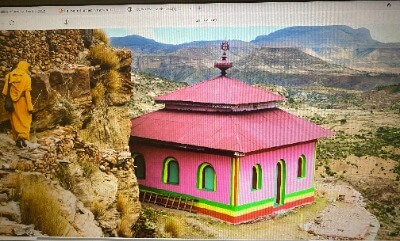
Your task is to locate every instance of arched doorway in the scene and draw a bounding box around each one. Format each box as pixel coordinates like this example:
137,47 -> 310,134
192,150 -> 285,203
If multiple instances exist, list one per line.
133,154 -> 146,179
275,159 -> 286,205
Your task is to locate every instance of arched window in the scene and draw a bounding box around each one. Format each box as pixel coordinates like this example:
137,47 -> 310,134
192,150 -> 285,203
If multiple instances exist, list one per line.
252,164 -> 262,190
276,159 -> 286,205
162,157 -> 179,185
133,154 -> 145,179
297,155 -> 306,178
197,163 -> 216,191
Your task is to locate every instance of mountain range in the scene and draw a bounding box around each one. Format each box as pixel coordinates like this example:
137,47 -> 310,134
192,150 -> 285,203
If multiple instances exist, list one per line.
110,25 -> 400,89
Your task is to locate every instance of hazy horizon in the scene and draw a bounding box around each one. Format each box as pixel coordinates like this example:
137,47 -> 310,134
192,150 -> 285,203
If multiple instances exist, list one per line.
105,25 -> 400,45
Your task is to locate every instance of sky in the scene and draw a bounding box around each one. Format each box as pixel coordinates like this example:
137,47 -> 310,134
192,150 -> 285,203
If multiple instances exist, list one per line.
3,1 -> 399,44
102,1 -> 400,45
105,26 -> 284,45
104,25 -> 400,45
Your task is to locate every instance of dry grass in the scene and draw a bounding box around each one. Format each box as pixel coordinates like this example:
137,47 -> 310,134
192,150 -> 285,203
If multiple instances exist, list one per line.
78,158 -> 97,178
91,82 -> 106,105
90,200 -> 106,219
117,216 -> 134,237
19,174 -> 73,236
116,193 -> 136,237
90,45 -> 120,70
107,69 -> 121,91
16,161 -> 34,172
117,193 -> 131,216
93,29 -> 109,45
163,216 -> 183,238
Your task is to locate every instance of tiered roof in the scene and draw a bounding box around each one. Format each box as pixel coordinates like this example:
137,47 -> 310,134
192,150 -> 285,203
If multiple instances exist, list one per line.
131,41 -> 333,154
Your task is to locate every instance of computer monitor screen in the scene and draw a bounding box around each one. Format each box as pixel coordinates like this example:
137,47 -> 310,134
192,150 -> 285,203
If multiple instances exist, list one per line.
0,1 -> 399,240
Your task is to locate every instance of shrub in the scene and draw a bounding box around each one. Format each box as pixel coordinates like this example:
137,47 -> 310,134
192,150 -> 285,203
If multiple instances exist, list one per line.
93,29 -> 109,45
92,82 -> 106,105
132,207 -> 158,238
90,45 -> 120,70
118,216 -> 134,237
163,217 -> 183,238
78,159 -> 97,178
116,193 -> 136,237
117,193 -> 130,216
107,70 -> 121,91
19,174 -> 73,236
90,200 -> 106,219
55,165 -> 75,191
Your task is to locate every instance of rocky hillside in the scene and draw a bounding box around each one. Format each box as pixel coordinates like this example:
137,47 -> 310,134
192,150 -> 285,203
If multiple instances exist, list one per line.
128,72 -> 187,118
0,29 -> 142,237
252,25 -> 400,74
0,29 -> 133,151
110,25 -> 400,87
0,126 -> 140,237
252,25 -> 379,47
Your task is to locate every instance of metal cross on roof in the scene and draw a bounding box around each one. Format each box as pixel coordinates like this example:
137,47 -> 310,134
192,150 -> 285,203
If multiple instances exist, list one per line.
221,41 -> 229,51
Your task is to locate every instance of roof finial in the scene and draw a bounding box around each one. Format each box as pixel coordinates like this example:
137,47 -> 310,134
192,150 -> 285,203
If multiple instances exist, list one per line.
214,41 -> 233,76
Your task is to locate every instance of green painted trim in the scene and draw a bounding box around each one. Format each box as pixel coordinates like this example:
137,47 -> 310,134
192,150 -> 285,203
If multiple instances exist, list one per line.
139,185 -> 314,212
251,164 -> 262,191
196,163 -> 216,191
139,185 -> 234,210
162,157 -> 179,184
297,155 -> 306,179
274,159 -> 287,206
286,187 -> 314,198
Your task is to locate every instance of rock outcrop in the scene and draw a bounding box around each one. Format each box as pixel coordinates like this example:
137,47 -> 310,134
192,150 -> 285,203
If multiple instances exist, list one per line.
300,178 -> 380,240
0,30 -> 133,151
0,125 -> 141,237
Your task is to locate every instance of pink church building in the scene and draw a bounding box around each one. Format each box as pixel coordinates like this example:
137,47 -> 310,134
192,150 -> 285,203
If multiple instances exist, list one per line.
129,42 -> 333,224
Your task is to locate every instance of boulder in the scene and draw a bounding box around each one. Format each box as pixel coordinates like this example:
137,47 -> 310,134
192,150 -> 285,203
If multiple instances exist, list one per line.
48,67 -> 92,107
0,202 -> 20,222
78,106 -> 131,151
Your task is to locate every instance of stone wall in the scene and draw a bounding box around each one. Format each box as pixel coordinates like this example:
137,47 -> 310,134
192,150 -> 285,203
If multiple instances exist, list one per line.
0,30 -> 86,77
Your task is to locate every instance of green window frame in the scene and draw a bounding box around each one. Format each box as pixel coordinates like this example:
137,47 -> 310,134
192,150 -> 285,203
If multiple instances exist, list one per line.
197,163 -> 216,191
132,153 -> 146,179
251,164 -> 262,190
162,157 -> 179,185
275,159 -> 286,205
297,155 -> 306,179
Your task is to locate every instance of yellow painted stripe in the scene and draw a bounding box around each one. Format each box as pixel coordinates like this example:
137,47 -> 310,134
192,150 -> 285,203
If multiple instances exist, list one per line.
230,158 -> 235,206
236,157 -> 240,205
195,192 -> 314,217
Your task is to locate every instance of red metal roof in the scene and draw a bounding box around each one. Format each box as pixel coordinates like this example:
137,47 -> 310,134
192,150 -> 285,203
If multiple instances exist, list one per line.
155,76 -> 284,105
130,108 -> 333,154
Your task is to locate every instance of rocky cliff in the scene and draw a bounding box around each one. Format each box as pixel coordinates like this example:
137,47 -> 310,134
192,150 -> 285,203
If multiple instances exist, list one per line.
0,30 -> 140,237
0,29 -> 132,151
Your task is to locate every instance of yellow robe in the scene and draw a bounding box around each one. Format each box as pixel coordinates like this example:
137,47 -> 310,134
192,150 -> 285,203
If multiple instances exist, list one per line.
2,61 -> 34,141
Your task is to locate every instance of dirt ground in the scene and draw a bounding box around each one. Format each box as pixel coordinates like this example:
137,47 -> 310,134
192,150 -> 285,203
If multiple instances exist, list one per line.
141,178 -> 379,240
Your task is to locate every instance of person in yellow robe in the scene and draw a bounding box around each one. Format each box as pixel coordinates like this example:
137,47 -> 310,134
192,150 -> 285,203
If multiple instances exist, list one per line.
2,61 -> 34,147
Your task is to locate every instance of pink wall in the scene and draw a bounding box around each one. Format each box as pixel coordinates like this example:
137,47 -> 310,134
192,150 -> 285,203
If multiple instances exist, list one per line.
238,141 -> 316,205
131,143 -> 233,204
